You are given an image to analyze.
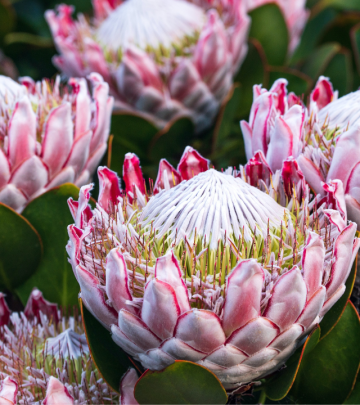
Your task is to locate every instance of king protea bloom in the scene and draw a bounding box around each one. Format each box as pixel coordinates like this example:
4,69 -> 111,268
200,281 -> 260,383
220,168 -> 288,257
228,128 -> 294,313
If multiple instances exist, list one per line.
245,0 -> 309,53
45,0 -> 250,132
0,289 -> 118,404
0,74 -> 113,212
66,146 -> 359,389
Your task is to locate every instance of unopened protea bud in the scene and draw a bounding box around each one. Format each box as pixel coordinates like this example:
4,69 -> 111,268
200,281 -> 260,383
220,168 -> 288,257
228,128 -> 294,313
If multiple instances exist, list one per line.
67,147 -> 359,389
0,290 -> 118,404
46,0 -> 250,132
0,74 -> 113,212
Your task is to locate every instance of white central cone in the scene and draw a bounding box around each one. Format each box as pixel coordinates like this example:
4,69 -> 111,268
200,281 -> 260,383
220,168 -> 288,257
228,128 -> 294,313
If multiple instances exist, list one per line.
140,169 -> 288,248
96,0 -> 206,51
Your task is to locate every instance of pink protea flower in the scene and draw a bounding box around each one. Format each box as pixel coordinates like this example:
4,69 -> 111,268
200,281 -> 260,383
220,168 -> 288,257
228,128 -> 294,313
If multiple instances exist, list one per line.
0,289 -> 118,404
246,0 -> 309,53
0,74 -> 113,212
66,147 -> 359,390
45,0 -> 250,132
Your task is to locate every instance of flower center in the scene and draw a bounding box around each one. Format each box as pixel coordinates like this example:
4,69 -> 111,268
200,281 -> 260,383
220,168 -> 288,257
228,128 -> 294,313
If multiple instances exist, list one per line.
96,0 -> 206,53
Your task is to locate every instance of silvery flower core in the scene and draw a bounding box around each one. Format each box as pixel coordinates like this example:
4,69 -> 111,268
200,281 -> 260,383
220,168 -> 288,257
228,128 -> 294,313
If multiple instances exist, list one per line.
67,159 -> 359,389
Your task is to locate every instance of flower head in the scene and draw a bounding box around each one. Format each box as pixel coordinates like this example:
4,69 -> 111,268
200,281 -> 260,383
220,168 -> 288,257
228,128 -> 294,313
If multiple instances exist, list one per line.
0,74 -> 113,212
46,0 -> 250,132
0,289 -> 118,404
67,147 -> 359,389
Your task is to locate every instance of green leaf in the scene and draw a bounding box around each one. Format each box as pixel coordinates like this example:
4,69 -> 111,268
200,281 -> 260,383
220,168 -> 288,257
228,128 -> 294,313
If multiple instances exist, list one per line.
149,117 -> 195,167
268,68 -> 311,96
351,22 -> 360,76
134,361 -> 228,405
322,48 -> 353,96
319,257 -> 357,339
109,113 -> 158,178
314,0 -> 360,12
212,85 -> 241,150
16,184 -> 80,306
344,380 -> 360,404
4,32 -> 53,47
0,204 -> 42,290
81,299 -> 141,393
290,8 -> 338,63
265,326 -> 320,401
235,39 -> 267,118
301,42 -> 341,80
0,0 -> 15,40
289,302 -> 360,404
248,4 -> 289,66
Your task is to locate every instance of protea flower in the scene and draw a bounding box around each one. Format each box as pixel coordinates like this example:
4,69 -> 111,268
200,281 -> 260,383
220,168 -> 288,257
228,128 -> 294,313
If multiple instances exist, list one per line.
45,0 -> 250,132
0,289 -> 118,404
0,74 -> 113,212
245,0 -> 309,53
66,146 -> 359,390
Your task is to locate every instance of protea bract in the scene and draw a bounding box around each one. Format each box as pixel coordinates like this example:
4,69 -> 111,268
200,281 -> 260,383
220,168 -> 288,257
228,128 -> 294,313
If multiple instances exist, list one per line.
66,147 -> 359,389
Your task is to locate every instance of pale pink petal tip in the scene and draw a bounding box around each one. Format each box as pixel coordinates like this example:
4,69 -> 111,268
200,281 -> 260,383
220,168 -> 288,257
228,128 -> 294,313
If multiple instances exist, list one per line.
43,377 -> 74,405
0,376 -> 18,405
120,368 -> 139,405
24,288 -> 59,324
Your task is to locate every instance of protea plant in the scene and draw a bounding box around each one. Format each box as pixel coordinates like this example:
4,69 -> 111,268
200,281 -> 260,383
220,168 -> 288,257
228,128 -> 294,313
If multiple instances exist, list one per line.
45,0 -> 250,132
246,0 -> 309,53
0,74 -> 113,212
240,76 -> 360,228
0,289 -> 118,404
66,146 -> 359,391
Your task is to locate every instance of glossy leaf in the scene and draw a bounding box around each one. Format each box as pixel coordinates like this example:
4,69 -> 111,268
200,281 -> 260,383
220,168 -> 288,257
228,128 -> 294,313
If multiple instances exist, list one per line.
265,326 -> 320,401
322,48 -> 353,96
235,39 -> 267,117
248,4 -> 289,66
302,42 -> 341,80
80,299 -> 141,393
149,117 -> 195,167
109,112 -> 158,178
0,204 -> 42,290
320,257 -> 357,339
134,361 -> 228,405
344,380 -> 360,404
291,8 -> 338,63
289,302 -> 360,404
16,184 -> 80,306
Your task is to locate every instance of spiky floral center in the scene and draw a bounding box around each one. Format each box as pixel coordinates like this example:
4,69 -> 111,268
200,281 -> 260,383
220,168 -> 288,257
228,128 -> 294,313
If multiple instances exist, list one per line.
96,0 -> 205,57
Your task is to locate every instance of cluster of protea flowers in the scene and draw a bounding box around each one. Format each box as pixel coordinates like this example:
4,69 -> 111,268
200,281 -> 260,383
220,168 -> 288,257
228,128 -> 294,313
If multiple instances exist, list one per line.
46,0 -> 250,132
66,145 -> 359,391
240,75 -> 360,228
0,289 -> 117,404
0,73 -> 112,212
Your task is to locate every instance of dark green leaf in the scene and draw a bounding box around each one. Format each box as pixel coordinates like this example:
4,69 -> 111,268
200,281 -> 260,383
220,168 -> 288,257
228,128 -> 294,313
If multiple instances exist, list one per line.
320,257 -> 357,339
315,0 -> 360,12
351,23 -> 360,76
301,42 -> 341,79
290,8 -> 338,63
322,48 -> 353,96
265,326 -> 320,401
290,302 -> 360,404
235,39 -> 267,118
81,299 -> 141,393
4,32 -> 53,47
16,184 -> 80,306
0,0 -> 15,39
149,117 -> 195,167
0,204 -> 42,290
343,380 -> 360,404
134,361 -> 228,405
212,85 -> 241,150
248,4 -> 289,66
109,113 -> 158,178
